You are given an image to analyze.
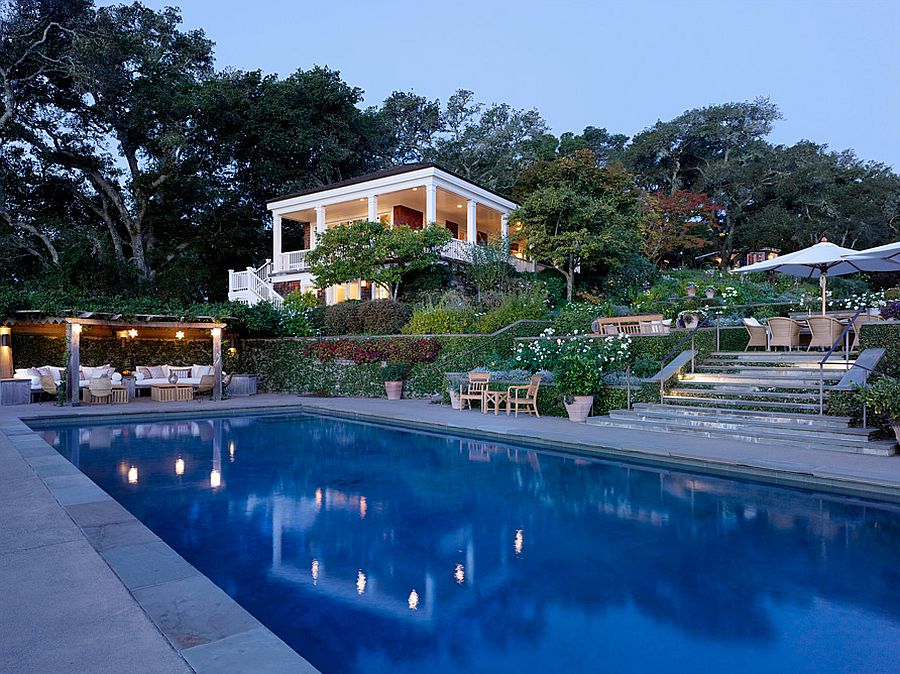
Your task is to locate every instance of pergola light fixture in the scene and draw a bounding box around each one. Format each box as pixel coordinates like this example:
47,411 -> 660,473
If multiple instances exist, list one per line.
128,329 -> 138,338
175,330 -> 185,340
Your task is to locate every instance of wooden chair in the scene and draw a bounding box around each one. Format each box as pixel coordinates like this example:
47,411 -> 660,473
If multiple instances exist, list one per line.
767,317 -> 802,350
806,316 -> 844,351
85,377 -> 113,404
459,372 -> 490,411
194,374 -> 215,400
850,314 -> 883,350
742,317 -> 768,351
507,376 -> 541,417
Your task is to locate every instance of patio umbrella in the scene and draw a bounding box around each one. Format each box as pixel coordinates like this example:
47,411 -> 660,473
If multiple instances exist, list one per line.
841,241 -> 900,270
735,238 -> 863,315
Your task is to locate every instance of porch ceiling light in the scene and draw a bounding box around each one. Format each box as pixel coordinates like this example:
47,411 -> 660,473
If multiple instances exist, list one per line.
456,204 -> 463,208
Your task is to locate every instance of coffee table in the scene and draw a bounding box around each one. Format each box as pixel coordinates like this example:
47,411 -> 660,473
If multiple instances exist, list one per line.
150,384 -> 193,402
482,389 -> 510,415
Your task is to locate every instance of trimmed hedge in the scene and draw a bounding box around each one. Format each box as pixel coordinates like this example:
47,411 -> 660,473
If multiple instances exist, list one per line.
11,334 -> 239,373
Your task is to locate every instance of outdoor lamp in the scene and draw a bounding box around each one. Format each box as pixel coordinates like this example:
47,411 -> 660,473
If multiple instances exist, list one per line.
128,329 -> 138,338
175,330 -> 185,340
0,333 -> 9,347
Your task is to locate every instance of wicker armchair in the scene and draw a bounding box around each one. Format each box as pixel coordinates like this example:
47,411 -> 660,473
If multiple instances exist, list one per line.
459,372 -> 490,411
508,376 -> 541,417
850,314 -> 883,350
85,376 -> 113,404
806,316 -> 844,351
742,317 -> 768,351
194,374 -> 216,400
767,317 -> 802,350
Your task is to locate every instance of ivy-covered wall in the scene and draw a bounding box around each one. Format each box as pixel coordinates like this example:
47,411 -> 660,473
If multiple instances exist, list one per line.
11,335 -> 239,372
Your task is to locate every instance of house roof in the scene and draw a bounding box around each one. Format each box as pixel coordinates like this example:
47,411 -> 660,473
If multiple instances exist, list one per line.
269,163 -> 513,205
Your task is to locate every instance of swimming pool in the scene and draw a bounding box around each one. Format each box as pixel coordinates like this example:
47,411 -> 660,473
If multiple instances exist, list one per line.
34,412 -> 900,674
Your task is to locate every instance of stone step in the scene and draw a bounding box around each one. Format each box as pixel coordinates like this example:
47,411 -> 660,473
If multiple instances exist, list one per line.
695,366 -> 846,378
608,408 -> 875,440
679,375 -> 836,389
631,402 -> 852,426
660,394 -> 821,411
587,416 -> 897,456
667,388 -> 821,400
710,351 -> 854,362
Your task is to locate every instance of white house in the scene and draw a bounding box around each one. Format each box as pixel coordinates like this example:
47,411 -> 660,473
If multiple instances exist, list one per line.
228,163 -> 532,307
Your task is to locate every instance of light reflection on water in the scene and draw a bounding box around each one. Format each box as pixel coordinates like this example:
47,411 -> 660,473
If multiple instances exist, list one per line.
35,413 -> 900,674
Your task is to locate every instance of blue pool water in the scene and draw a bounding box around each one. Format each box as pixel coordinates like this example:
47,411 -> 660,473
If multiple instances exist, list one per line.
35,413 -> 900,674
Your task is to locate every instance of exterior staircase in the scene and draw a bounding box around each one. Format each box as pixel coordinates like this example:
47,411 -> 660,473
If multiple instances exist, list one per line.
588,351 -> 897,456
227,260 -> 284,308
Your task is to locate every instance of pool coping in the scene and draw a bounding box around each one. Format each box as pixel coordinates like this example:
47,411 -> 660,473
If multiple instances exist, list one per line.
0,412 -> 318,674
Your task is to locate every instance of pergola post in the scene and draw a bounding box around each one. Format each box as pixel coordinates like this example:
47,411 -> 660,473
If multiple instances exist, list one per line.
211,327 -> 222,401
0,326 -> 12,379
66,322 -> 81,406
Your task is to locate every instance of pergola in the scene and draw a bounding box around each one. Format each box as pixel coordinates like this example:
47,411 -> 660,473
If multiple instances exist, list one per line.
0,312 -> 227,405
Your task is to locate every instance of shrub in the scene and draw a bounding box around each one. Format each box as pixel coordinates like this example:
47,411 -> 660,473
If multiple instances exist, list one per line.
357,299 -> 412,334
281,291 -> 320,336
552,302 -> 604,335
855,377 -> 900,425
323,301 -> 362,335
472,287 -> 549,333
881,301 -> 900,320
304,338 -> 442,365
511,329 -> 632,373
553,352 -> 607,397
381,363 -> 407,381
403,306 -> 475,335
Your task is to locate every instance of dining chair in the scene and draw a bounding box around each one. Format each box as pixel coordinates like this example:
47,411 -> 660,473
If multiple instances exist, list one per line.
767,317 -> 802,350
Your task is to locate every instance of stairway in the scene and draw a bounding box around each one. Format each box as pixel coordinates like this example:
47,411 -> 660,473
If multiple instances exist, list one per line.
227,261 -> 284,308
588,351 -> 897,456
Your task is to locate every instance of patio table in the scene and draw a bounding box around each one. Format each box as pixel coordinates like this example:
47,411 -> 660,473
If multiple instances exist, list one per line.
482,389 -> 510,415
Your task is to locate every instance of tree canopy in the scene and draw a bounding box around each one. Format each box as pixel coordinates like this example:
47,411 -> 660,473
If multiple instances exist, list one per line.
1,1 -> 898,303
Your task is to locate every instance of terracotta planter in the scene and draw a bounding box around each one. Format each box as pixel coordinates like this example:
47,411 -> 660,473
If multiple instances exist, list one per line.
385,381 -> 403,400
686,286 -> 697,297
564,395 -> 594,423
705,288 -> 716,299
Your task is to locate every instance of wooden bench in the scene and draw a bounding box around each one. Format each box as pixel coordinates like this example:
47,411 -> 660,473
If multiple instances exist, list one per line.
591,314 -> 669,336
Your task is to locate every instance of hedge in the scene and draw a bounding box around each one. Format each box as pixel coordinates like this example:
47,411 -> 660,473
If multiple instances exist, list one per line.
11,334 -> 240,373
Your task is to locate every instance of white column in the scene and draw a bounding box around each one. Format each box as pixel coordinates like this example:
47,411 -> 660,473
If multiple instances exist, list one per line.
466,199 -> 478,243
312,205 -> 326,249
425,182 -> 437,224
367,194 -> 378,222
500,214 -> 509,240
272,213 -> 282,271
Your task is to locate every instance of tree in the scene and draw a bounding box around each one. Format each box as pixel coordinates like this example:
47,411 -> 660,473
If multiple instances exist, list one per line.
640,190 -> 720,264
375,90 -> 442,165
306,221 -> 452,300
558,126 -> 629,165
511,150 -> 642,301
464,236 -> 516,303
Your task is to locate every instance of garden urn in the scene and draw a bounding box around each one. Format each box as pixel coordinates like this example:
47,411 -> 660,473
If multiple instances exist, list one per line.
705,287 -> 716,299
686,284 -> 697,297
564,395 -> 594,423
385,381 -> 404,400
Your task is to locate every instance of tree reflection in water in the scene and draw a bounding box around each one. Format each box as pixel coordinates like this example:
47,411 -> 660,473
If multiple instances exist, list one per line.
37,413 -> 900,674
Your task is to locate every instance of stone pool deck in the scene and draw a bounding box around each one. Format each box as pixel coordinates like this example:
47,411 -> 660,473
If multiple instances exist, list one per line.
2,393 -> 899,672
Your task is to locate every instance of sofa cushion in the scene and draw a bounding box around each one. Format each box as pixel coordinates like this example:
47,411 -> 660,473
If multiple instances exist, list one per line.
137,366 -> 152,380
149,365 -> 165,379
169,366 -> 192,379
191,364 -> 213,378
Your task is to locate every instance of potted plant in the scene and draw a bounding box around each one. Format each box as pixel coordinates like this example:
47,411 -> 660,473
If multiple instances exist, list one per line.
705,286 -> 716,299
857,378 -> 900,443
677,309 -> 706,330
686,283 -> 697,297
553,352 -> 605,423
382,363 -> 407,400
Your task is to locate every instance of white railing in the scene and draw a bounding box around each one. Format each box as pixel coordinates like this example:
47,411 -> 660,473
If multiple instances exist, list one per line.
279,249 -> 310,272
438,239 -> 536,273
228,264 -> 284,308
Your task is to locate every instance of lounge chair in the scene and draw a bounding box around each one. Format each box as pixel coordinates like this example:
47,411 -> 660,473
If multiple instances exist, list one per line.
806,316 -> 844,351
742,317 -> 768,351
850,314 -> 883,350
39,374 -> 57,400
508,376 -> 541,417
767,317 -> 802,351
194,374 -> 216,400
459,372 -> 490,411
85,376 -> 113,404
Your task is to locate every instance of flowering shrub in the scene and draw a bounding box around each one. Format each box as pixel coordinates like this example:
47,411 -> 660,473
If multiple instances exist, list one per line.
881,300 -> 900,320
304,338 -> 441,364
553,352 -> 607,397
282,291 -> 321,336
511,328 -> 631,373
829,290 -> 886,311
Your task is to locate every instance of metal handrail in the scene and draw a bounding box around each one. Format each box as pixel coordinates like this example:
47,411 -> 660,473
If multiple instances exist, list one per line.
817,306 -> 866,414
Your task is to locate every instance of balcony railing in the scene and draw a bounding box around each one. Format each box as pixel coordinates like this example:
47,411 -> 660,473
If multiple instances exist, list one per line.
439,238 -> 535,273
278,249 -> 310,273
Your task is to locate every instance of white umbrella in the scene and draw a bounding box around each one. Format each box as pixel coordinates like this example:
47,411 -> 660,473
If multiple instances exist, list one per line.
842,241 -> 900,270
735,239 -> 862,315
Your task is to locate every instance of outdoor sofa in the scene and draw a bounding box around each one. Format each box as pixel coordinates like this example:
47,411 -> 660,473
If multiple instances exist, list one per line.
13,364 -> 122,392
